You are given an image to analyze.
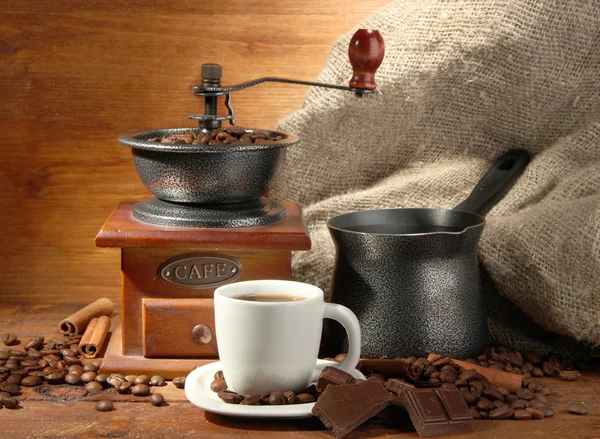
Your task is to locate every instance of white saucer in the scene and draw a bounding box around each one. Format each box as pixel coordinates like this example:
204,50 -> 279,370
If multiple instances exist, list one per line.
184,359 -> 366,419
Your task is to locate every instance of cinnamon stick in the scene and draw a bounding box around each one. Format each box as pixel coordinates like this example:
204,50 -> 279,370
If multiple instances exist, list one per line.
82,315 -> 111,358
77,317 -> 98,357
358,358 -> 423,380
427,354 -> 523,392
59,298 -> 114,335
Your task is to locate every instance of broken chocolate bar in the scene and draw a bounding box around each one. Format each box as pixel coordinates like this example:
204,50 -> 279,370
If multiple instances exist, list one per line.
385,378 -> 416,395
312,378 -> 393,438
402,388 -> 472,437
316,366 -> 355,392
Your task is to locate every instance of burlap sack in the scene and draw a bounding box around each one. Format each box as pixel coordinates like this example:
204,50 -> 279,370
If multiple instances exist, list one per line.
274,0 -> 600,355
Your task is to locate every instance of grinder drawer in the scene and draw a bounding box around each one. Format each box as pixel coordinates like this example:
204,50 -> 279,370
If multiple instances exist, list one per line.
142,298 -> 218,358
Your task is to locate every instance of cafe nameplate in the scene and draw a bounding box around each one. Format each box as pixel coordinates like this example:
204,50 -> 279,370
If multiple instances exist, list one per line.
159,254 -> 242,288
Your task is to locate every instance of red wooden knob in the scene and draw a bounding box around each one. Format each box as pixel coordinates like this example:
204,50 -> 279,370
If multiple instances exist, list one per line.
348,29 -> 385,90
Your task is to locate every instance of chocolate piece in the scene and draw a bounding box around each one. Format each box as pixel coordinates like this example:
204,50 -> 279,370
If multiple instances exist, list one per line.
402,388 -> 472,437
377,395 -> 412,426
312,378 -> 392,438
385,378 -> 416,396
316,366 -> 355,392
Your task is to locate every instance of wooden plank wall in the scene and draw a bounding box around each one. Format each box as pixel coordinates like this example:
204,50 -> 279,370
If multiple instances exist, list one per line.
0,1 -> 391,309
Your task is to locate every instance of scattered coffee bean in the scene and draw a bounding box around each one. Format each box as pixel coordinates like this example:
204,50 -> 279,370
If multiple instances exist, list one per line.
21,376 -> 42,387
461,389 -> 478,406
60,348 -> 77,358
150,393 -> 165,407
24,337 -> 44,351
80,371 -> 97,383
63,356 -> 82,366
483,386 -> 505,401
173,376 -> 186,389
530,399 -> 546,410
117,382 -> 132,394
2,396 -> 19,409
132,384 -> 150,396
150,375 -> 166,387
476,397 -> 494,411
295,393 -> 316,404
516,388 -> 536,401
526,407 -> 545,419
510,399 -> 529,410
568,404 -> 588,415
214,370 -> 224,380
439,370 -> 457,384
85,381 -> 104,393
95,374 -> 109,385
543,407 -> 554,417
125,375 -> 138,384
64,373 -> 82,385
95,400 -> 114,412
210,379 -> 227,393
334,353 -> 347,363
284,390 -> 297,404
134,375 -> 150,385
513,409 -> 532,420
268,391 -> 287,405
492,400 -> 506,409
2,334 -> 19,346
0,382 -> 20,395
45,370 -> 66,384
82,363 -> 99,373
241,394 -> 261,405
218,390 -> 243,404
560,370 -> 582,381
68,365 -> 84,376
106,375 -> 125,388
5,375 -> 22,385
489,405 -> 512,420
0,351 -> 9,361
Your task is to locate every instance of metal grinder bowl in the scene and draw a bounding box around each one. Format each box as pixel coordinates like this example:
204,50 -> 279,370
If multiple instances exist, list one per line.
118,128 -> 298,204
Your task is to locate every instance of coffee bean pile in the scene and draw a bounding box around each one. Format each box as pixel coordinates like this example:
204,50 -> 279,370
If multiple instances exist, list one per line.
353,348 -> 586,420
466,347 -> 573,378
147,126 -> 285,146
210,370 -> 319,406
0,334 -> 174,411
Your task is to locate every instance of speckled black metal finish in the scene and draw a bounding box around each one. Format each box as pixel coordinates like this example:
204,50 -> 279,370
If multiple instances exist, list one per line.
328,210 -> 488,359
132,197 -> 286,228
119,128 -> 298,204
326,150 -> 530,359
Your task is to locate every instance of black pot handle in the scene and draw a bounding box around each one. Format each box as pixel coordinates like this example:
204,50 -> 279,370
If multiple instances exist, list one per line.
453,149 -> 530,216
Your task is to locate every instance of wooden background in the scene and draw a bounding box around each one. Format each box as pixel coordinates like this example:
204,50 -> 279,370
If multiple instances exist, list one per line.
0,0 -> 391,311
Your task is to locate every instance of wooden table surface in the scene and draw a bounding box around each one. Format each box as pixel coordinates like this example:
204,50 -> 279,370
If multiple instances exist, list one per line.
1,303 -> 599,438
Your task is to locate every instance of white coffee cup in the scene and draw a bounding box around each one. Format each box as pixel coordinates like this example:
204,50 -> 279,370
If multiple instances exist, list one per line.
214,280 -> 361,395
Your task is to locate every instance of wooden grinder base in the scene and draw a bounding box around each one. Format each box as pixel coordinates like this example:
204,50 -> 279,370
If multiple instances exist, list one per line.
95,200 -> 311,378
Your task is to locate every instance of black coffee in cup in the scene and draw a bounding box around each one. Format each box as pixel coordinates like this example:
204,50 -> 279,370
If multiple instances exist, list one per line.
234,294 -> 305,302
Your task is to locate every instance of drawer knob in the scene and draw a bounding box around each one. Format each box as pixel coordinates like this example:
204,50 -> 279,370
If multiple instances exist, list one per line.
191,324 -> 214,345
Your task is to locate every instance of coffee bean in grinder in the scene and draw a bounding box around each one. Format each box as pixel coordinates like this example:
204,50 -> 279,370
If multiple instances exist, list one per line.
95,29 -> 385,377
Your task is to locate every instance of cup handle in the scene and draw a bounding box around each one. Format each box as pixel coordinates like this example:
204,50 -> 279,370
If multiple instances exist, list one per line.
322,302 -> 361,374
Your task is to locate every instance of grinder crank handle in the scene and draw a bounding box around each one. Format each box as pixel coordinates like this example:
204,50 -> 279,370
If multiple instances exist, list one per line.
348,29 -> 385,90
453,149 -> 531,216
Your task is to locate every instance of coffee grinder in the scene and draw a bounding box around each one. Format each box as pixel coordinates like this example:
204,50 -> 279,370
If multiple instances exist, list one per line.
95,29 -> 384,378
